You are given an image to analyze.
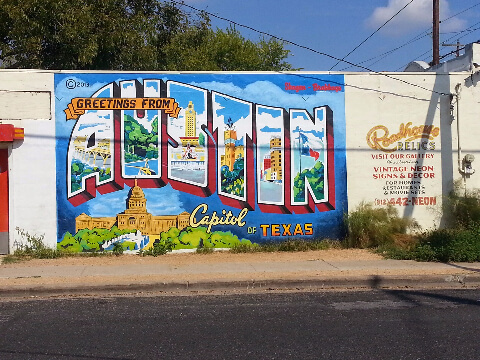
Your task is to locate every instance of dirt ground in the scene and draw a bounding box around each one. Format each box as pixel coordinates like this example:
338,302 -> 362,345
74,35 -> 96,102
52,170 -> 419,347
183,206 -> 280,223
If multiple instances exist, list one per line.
1,249 -> 477,290
1,248 -> 383,267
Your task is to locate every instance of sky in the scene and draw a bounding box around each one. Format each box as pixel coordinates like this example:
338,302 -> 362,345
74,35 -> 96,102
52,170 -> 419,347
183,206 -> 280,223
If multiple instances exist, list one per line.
179,0 -> 480,72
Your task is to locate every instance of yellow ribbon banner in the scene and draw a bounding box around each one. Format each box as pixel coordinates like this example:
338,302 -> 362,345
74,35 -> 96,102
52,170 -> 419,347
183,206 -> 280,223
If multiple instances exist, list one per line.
65,97 -> 180,120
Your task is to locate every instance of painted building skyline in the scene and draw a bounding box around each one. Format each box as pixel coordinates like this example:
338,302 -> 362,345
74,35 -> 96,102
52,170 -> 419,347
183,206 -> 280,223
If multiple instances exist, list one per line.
262,136 -> 282,182
221,119 -> 245,172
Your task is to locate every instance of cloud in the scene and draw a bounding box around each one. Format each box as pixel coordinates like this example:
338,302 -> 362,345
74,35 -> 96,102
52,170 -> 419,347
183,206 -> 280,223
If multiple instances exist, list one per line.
260,126 -> 281,133
366,0 -> 466,36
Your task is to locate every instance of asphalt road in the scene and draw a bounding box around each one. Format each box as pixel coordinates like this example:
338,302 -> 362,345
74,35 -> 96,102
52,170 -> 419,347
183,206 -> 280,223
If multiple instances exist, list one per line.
0,289 -> 479,360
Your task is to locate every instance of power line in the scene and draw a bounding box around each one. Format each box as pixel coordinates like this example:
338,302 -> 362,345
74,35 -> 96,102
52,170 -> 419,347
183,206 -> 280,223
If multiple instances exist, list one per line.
440,27 -> 480,35
339,32 -> 430,71
394,3 -> 480,70
349,3 -> 480,72
329,0 -> 414,71
170,0 -> 449,96
439,45 -> 467,60
396,19 -> 480,71
440,2 -> 480,23
427,21 -> 480,62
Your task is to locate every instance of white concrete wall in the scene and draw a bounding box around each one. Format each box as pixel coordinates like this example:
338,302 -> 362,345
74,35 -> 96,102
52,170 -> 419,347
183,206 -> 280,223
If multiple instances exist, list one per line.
0,71 -> 57,251
1,69 -> 480,249
450,72 -> 480,195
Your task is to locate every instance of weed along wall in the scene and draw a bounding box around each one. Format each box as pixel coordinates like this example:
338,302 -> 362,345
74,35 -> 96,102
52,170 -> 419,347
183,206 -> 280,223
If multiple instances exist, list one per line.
0,70 -> 479,253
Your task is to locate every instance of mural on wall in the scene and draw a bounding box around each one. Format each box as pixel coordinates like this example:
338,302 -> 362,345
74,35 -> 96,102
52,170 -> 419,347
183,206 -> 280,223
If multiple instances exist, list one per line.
55,74 -> 347,252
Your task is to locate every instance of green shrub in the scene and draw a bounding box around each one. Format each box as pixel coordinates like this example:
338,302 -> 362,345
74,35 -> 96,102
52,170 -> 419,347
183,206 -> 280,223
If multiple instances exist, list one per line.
444,187 -> 480,228
412,227 -> 480,262
139,240 -> 174,257
382,185 -> 480,262
112,242 -> 124,256
345,203 -> 418,248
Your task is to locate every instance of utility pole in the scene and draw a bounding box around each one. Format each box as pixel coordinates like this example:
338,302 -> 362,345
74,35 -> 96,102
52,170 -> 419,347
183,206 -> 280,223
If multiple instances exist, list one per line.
443,40 -> 464,57
433,0 -> 440,65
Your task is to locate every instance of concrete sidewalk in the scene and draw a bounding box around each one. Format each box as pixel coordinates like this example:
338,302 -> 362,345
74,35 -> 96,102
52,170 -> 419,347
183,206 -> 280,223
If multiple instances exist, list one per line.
1,249 -> 480,298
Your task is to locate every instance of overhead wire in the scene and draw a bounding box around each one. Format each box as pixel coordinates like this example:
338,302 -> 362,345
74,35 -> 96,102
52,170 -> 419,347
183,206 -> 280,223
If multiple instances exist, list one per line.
413,20 -> 480,66
394,3 -> 480,70
339,32 -> 430,71
440,27 -> 480,35
343,2 -> 480,72
440,2 -> 480,23
170,0 -> 450,96
329,0 -> 414,70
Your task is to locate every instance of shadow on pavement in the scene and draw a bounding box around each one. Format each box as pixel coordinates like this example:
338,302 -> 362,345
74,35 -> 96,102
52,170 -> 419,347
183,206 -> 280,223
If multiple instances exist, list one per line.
0,349 -> 130,360
368,275 -> 480,306
446,263 -> 480,273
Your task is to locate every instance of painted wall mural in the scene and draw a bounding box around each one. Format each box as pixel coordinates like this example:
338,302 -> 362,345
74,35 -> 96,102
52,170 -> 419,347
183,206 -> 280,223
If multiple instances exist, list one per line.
55,73 -> 347,252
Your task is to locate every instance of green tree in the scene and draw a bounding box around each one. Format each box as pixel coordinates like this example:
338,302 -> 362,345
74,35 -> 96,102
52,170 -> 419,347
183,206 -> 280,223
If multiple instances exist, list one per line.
198,132 -> 205,147
0,0 -> 293,71
293,161 -> 324,202
163,26 -> 294,71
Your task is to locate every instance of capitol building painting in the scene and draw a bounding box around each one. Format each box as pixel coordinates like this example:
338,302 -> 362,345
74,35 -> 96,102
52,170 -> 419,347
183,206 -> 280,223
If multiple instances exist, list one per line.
76,180 -> 190,236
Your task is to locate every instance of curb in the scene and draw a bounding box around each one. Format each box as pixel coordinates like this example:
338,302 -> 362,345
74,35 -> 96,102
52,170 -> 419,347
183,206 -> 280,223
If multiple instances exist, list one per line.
1,274 -> 480,299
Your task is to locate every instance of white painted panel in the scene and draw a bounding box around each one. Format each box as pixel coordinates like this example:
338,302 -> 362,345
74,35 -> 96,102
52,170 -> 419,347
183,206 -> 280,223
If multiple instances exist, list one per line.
0,71 -> 52,91
0,91 -> 51,120
10,119 -> 57,250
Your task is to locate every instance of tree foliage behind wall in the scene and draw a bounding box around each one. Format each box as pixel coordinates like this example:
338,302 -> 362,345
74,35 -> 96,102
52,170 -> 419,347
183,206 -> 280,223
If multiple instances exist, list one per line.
0,0 -> 293,71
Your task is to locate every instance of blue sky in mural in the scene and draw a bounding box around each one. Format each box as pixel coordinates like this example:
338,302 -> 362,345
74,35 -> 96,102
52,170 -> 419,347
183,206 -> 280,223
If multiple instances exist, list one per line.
292,126 -> 324,140
88,185 -> 186,217
215,96 -> 250,124
146,80 -> 159,92
169,83 -> 206,112
182,0 -> 480,72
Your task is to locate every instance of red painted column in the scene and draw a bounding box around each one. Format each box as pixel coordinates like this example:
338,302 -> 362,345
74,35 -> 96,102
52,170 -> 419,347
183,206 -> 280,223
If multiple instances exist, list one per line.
0,149 -> 8,253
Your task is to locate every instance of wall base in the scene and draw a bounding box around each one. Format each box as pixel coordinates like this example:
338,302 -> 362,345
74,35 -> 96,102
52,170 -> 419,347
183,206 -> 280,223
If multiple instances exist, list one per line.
0,232 -> 8,254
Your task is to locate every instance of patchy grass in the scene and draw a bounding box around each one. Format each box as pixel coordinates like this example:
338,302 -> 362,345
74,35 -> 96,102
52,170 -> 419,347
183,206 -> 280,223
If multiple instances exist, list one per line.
230,239 -> 342,253
6,228 -> 66,263
1,255 -> 21,264
196,246 -> 215,254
